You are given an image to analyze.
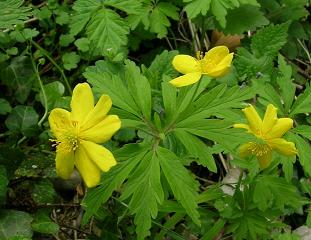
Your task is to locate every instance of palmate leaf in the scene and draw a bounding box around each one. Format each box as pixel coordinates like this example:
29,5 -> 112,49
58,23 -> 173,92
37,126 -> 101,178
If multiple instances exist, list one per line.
86,8 -> 129,56
157,147 -> 201,226
287,133 -> 311,176
223,5 -> 269,34
289,84 -> 311,116
184,0 -> 259,27
0,0 -> 32,29
253,175 -> 303,211
177,84 -> 254,123
149,2 -> 179,38
174,129 -> 216,172
81,144 -> 148,224
251,22 -> 289,58
84,61 -> 140,117
120,152 -> 163,240
70,0 -> 130,56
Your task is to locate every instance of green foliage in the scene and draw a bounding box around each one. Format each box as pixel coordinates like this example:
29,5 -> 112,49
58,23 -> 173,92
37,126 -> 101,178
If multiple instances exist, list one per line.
184,0 -> 259,27
31,209 -> 59,235
0,0 -> 32,29
0,210 -> 33,239
5,106 -> 38,137
253,175 -> 303,211
235,23 -> 289,78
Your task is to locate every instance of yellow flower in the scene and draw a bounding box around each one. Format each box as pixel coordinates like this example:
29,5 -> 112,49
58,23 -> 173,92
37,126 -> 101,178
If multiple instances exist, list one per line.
234,104 -> 297,169
49,83 -> 121,188
169,46 -> 234,87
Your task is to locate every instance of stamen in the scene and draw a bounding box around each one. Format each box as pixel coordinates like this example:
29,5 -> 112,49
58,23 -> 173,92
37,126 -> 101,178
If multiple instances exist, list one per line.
249,142 -> 272,157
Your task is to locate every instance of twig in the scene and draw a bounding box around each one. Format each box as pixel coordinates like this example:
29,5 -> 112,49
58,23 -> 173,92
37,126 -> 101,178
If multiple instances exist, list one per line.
218,153 -> 228,173
297,39 -> 311,64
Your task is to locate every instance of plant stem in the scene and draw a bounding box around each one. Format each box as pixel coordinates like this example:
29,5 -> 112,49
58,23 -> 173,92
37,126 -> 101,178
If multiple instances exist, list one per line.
30,55 -> 48,127
30,39 -> 72,94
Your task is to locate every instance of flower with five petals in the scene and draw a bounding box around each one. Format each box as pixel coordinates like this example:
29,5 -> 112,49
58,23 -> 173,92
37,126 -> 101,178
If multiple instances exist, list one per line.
234,104 -> 297,169
169,46 -> 234,87
49,83 -> 121,187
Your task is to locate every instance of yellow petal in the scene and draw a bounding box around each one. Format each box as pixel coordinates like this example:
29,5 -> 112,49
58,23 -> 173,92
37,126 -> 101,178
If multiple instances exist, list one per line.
242,105 -> 262,134
233,123 -> 251,132
268,118 -> 293,138
81,140 -> 117,172
204,46 -> 230,64
239,142 -> 253,158
81,95 -> 112,130
80,115 -> 121,143
169,72 -> 202,87
172,55 -> 200,74
55,151 -> 74,179
268,138 -> 297,156
49,108 -> 71,138
71,83 -> 94,123
75,146 -> 101,188
257,151 -> 272,169
205,53 -> 234,77
262,104 -> 278,134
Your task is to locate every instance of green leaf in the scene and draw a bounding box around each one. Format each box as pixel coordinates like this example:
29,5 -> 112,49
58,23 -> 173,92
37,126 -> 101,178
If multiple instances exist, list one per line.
5,106 -> 39,136
157,147 -> 200,226
84,60 -> 140,116
103,0 -> 142,15
251,23 -> 289,58
184,0 -> 211,19
74,38 -> 90,52
178,84 -> 253,124
162,81 -> 177,121
0,56 -> 35,104
0,0 -> 32,29
290,84 -> 311,116
62,52 -> 81,70
292,125 -> 311,141
121,152 -> 164,239
253,175 -> 303,211
252,80 -> 284,115
32,179 -> 57,204
82,144 -> 148,225
184,0 -> 259,27
201,218 -> 226,240
38,81 -> 65,111
0,166 -> 8,203
31,209 -> 59,234
0,98 -> 11,115
124,60 -> 152,119
227,210 -> 271,240
288,133 -> 311,176
70,0 -> 100,36
224,5 -> 269,34
174,129 -> 216,172
143,50 -> 178,89
0,210 -> 33,239
234,48 -> 273,78
276,54 -> 295,114
59,34 -> 75,47
150,2 -> 179,38
86,8 -> 129,56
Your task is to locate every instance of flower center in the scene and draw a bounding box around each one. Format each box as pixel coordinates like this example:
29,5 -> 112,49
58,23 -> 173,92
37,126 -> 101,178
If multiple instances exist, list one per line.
248,142 -> 272,157
196,51 -> 216,73
54,121 -> 80,153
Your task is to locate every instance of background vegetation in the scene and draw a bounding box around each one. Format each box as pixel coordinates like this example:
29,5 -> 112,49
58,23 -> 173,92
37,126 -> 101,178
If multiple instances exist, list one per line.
0,0 -> 310,239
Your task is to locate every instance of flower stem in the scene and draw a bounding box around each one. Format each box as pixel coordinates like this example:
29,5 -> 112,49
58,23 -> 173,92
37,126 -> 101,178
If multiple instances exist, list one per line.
30,39 -> 72,94
30,55 -> 48,127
